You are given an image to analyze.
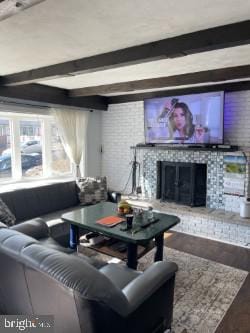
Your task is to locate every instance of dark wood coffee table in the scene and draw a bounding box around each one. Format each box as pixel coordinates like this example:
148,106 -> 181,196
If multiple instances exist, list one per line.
62,202 -> 180,269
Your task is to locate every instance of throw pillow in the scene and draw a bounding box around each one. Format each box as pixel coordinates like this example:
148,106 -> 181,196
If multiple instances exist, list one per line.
77,177 -> 108,205
0,198 -> 16,226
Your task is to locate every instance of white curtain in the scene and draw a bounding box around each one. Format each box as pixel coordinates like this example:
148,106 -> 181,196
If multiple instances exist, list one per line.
51,108 -> 89,178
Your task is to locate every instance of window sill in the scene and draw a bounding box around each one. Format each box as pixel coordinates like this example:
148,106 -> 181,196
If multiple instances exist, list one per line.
0,175 -> 75,193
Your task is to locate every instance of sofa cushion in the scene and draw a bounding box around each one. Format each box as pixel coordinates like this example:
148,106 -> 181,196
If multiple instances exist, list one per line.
41,205 -> 82,238
39,237 -> 74,254
12,218 -> 49,239
0,198 -> 16,226
0,191 -> 16,215
0,228 -> 38,253
74,252 -> 107,269
77,177 -> 107,205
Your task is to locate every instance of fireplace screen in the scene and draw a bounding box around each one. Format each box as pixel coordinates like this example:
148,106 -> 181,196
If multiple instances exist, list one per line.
157,161 -> 207,206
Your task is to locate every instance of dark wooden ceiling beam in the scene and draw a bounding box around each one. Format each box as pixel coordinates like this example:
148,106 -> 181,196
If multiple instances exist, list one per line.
0,84 -> 108,110
69,65 -> 250,96
107,81 -> 250,104
2,20 -> 250,86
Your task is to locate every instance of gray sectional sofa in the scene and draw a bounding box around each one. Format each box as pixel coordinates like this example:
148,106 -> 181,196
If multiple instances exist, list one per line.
0,181 -> 178,332
0,180 -> 121,251
0,224 -> 178,333
0,181 -> 83,250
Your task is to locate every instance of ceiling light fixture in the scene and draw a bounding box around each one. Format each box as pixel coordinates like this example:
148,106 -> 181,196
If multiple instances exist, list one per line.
0,0 -> 46,22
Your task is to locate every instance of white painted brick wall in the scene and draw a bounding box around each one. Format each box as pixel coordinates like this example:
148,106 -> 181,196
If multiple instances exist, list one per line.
101,102 -> 144,192
224,194 -> 245,213
85,111 -> 102,177
172,214 -> 250,248
224,90 -> 250,147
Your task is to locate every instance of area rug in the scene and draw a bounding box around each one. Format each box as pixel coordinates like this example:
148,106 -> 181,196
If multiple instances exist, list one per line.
78,246 -> 248,333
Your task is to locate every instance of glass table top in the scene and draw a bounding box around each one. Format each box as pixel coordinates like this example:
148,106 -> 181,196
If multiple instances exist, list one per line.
62,202 -> 180,244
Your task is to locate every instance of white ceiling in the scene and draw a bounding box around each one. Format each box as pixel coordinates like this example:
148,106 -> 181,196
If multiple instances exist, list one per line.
0,0 -> 250,95
0,0 -> 46,22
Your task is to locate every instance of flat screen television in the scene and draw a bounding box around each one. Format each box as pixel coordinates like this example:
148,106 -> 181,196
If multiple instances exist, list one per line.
144,91 -> 224,145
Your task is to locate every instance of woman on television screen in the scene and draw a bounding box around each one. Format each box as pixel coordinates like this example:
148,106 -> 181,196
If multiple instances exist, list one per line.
166,99 -> 206,143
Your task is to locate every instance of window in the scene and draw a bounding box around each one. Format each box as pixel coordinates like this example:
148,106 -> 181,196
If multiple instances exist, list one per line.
0,118 -> 12,180
20,120 -> 43,178
0,113 -> 72,183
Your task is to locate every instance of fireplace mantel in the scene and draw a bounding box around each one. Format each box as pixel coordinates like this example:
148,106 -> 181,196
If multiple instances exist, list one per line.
131,144 -> 239,152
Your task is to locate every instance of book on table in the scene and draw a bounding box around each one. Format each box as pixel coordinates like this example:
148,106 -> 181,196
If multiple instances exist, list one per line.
96,216 -> 125,227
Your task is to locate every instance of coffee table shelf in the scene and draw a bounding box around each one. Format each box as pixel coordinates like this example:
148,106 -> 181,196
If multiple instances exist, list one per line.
79,238 -> 154,261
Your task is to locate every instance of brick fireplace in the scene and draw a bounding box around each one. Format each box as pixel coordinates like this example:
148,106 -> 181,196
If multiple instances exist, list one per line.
137,147 -> 250,213
142,148 -> 224,208
124,146 -> 250,247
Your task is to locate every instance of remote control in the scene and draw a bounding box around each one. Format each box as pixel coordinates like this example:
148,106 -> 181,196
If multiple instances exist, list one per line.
141,218 -> 159,228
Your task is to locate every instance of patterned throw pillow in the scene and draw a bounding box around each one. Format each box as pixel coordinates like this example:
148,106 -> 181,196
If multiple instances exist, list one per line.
77,177 -> 108,205
0,198 -> 16,226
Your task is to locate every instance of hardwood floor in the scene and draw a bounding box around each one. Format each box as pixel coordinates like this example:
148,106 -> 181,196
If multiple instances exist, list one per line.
164,231 -> 250,333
